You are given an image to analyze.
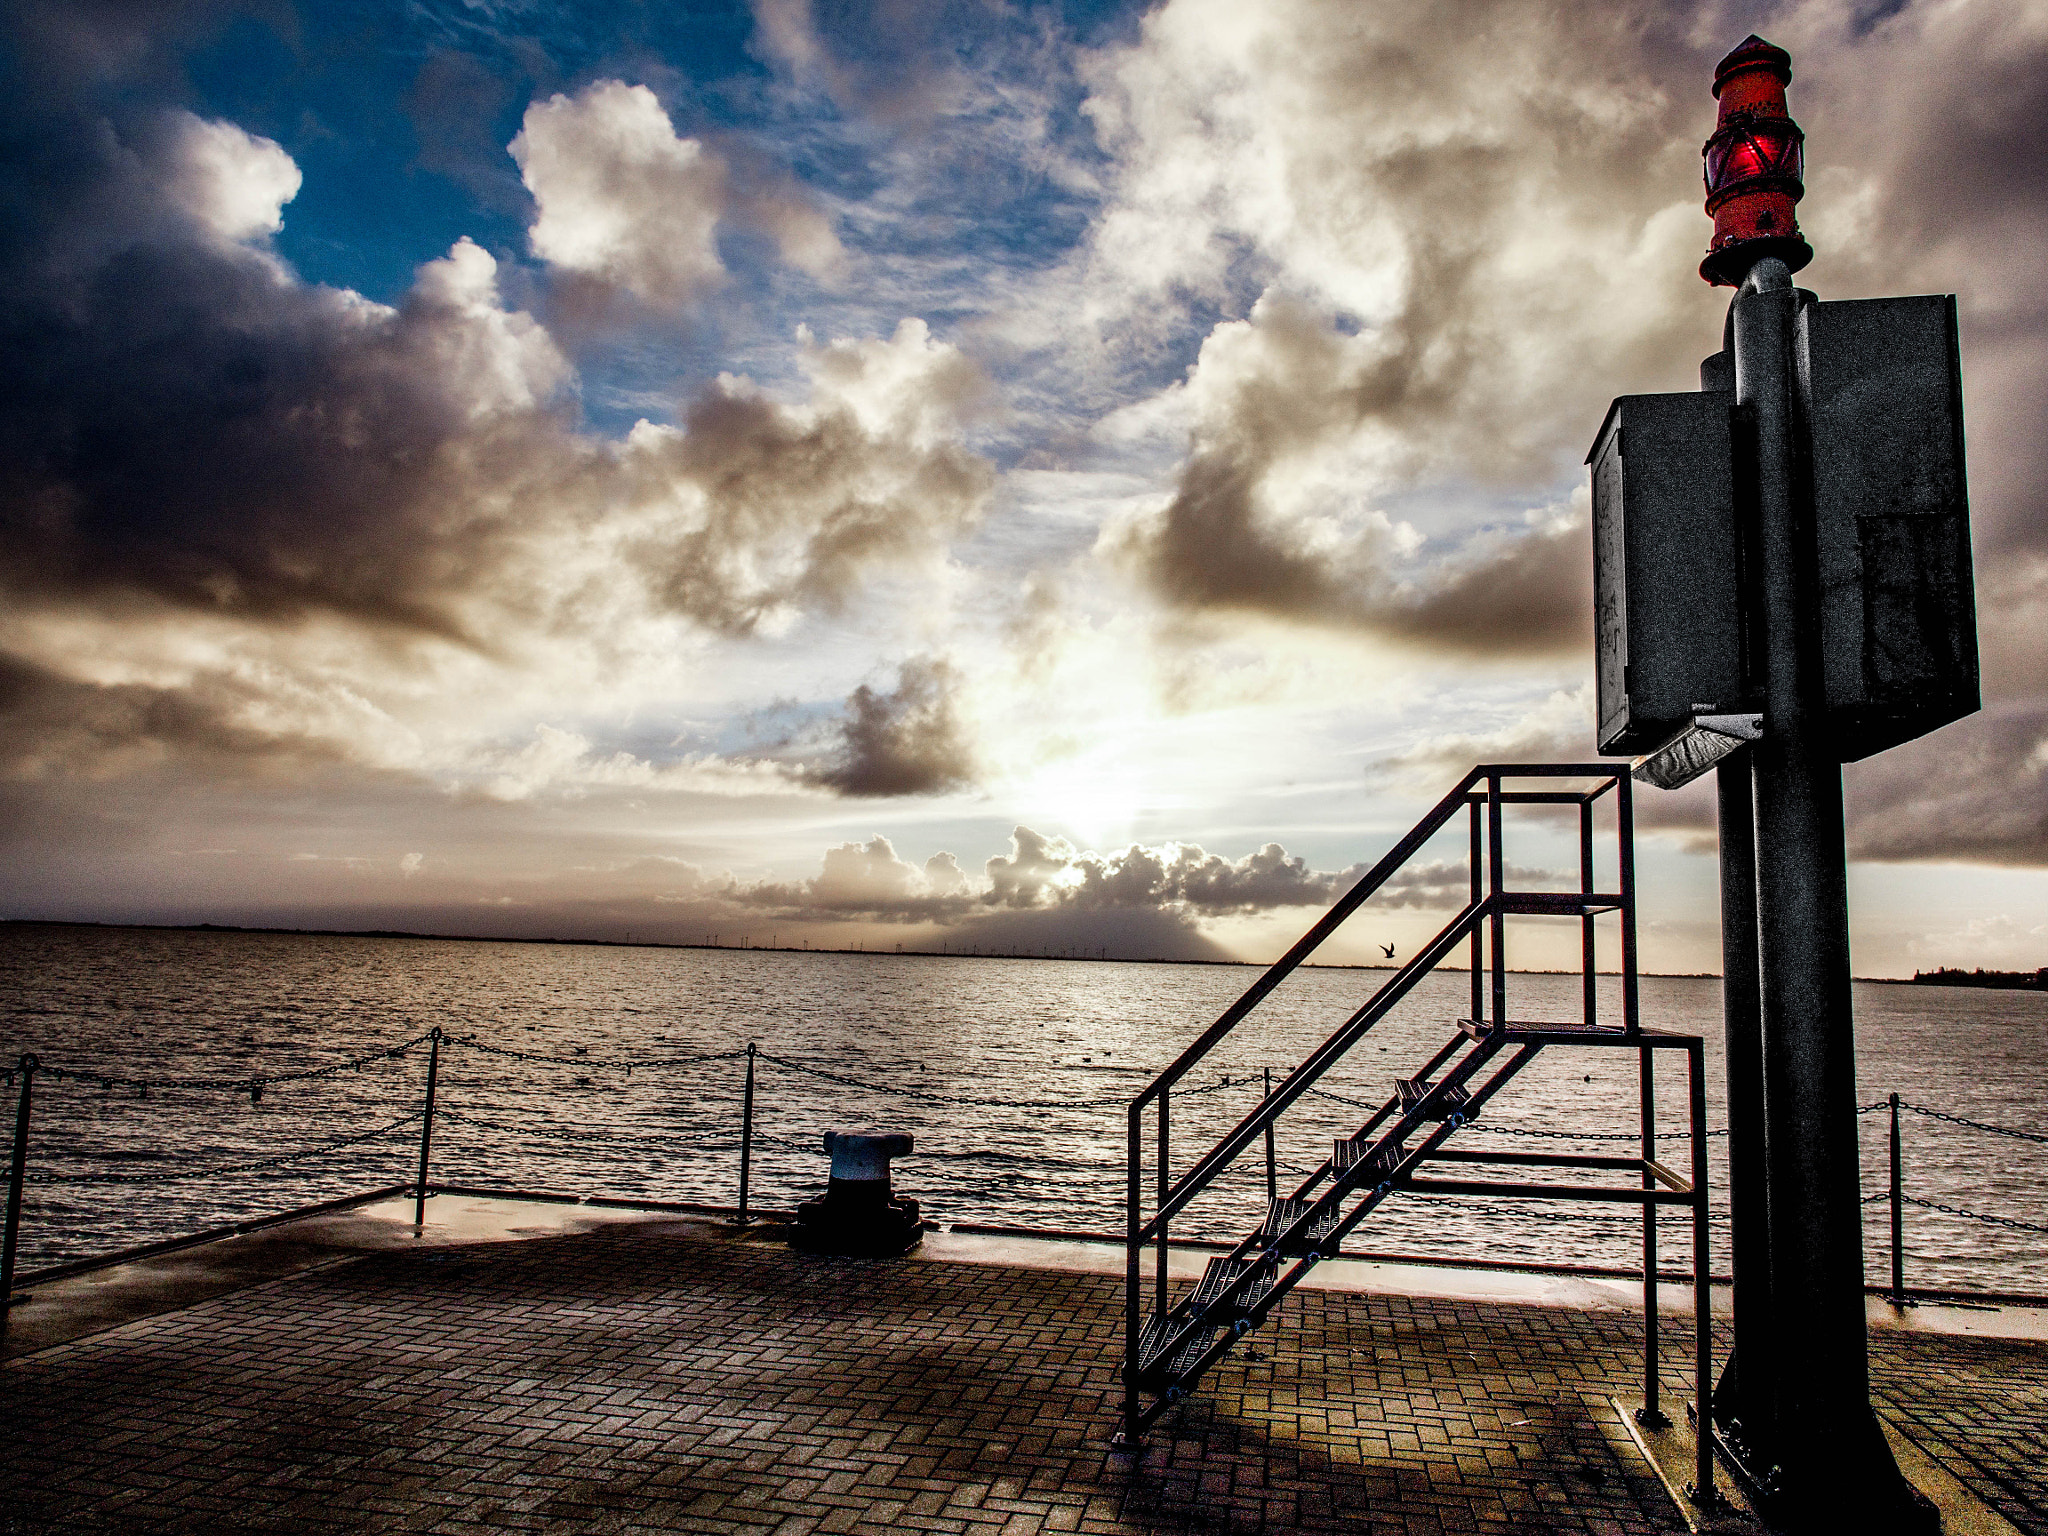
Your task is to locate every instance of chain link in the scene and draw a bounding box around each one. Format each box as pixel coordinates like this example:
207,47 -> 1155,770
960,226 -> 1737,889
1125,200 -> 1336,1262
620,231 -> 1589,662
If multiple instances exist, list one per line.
755,1050 -> 1137,1109
443,1036 -> 746,1073
11,1032 -> 435,1096
1900,1101 -> 2048,1145
1903,1193 -> 2048,1235
22,1113 -> 421,1185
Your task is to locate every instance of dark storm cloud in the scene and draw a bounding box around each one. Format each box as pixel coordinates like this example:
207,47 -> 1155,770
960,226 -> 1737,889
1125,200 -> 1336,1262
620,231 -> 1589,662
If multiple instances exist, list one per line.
0,652 -> 330,778
0,13 -> 994,798
810,656 -> 977,797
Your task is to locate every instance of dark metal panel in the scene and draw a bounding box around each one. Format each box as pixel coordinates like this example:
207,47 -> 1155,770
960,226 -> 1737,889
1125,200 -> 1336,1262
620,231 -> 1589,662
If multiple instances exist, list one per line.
1802,294 -> 1979,760
1588,393 -> 1744,753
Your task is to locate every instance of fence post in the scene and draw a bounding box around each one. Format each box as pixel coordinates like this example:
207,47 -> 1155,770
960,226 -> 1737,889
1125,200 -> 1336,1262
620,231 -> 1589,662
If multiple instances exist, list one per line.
1889,1092 -> 1905,1304
414,1028 -> 441,1228
1263,1067 -> 1277,1207
738,1042 -> 756,1223
2,1053 -> 38,1348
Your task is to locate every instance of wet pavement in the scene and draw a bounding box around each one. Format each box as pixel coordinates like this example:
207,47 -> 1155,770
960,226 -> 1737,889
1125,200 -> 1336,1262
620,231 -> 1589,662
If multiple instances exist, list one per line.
3,1196 -> 2043,1534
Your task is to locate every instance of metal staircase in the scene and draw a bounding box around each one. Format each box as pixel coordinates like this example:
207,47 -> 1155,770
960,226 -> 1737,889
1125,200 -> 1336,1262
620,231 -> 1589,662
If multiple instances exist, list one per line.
1118,764 -> 1714,1484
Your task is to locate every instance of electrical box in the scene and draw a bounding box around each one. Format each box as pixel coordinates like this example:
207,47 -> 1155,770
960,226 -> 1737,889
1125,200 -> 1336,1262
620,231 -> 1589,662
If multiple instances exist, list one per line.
1803,295 -> 1978,761
1586,391 -> 1743,754
1588,294 -> 1977,765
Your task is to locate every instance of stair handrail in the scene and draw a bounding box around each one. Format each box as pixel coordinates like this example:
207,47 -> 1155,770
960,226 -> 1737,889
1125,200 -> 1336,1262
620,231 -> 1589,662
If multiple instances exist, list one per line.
1135,897 -> 1487,1240
1127,762 -> 1633,1239
1128,764 -> 1491,1115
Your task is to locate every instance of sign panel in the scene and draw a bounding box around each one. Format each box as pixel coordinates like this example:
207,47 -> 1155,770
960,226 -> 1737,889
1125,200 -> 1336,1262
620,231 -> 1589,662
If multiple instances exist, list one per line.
1589,295 -> 1977,765
1804,294 -> 1979,760
1587,391 -> 1743,754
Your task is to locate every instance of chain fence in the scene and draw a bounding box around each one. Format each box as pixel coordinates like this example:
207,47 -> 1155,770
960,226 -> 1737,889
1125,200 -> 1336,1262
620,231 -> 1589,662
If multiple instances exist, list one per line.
4,1029 -> 2046,1299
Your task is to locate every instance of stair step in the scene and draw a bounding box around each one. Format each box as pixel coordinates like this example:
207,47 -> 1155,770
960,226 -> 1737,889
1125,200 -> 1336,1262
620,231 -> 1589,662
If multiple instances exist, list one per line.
1137,1312 -> 1220,1383
1259,1197 -> 1341,1256
1333,1135 -> 1400,1180
1396,1076 -> 1472,1119
1191,1255 -> 1278,1319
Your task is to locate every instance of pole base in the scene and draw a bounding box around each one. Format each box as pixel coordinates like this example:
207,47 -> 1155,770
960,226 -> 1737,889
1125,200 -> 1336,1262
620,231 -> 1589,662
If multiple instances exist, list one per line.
1614,1398 -> 1760,1534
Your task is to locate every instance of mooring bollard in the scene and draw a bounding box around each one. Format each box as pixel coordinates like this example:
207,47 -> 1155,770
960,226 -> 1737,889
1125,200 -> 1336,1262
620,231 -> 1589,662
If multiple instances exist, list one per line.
791,1131 -> 919,1255
414,1028 -> 441,1228
738,1043 -> 756,1223
2,1052 -> 37,1347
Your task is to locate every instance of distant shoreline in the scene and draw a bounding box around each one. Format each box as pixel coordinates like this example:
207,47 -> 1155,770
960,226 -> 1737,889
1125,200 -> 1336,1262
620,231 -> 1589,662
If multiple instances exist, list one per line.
7,915 -> 1723,980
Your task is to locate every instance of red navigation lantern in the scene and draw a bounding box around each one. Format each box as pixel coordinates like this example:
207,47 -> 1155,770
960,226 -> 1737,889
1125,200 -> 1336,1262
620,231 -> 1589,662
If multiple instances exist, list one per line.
1700,35 -> 1812,286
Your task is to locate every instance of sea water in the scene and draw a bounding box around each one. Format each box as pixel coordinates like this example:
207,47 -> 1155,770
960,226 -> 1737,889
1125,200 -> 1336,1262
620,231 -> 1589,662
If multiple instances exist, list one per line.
2,921 -> 2044,1292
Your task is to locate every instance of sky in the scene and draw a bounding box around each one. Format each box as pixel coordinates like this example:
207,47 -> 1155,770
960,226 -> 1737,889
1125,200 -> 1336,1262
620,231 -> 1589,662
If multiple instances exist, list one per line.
1,0 -> 2044,977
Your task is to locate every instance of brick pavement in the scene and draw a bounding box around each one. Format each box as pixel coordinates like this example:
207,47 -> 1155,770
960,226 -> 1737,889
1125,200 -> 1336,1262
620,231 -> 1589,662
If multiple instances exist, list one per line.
3,1219 -> 2042,1535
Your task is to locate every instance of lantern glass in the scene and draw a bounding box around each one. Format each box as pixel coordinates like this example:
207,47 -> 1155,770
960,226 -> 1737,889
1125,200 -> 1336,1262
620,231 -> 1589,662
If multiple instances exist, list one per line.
1706,127 -> 1802,193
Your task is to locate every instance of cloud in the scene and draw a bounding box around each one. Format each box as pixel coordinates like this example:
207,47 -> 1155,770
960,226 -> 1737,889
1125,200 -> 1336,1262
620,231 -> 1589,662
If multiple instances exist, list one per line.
1099,293 -> 1595,654
1080,0 -> 2048,694
810,656 -> 977,797
742,833 -> 971,918
0,64 -> 989,787
1845,706 -> 2048,867
159,111 -> 301,244
738,825 -> 1369,925
983,826 -> 1357,914
622,319 -> 992,635
511,81 -> 730,308
510,79 -> 841,311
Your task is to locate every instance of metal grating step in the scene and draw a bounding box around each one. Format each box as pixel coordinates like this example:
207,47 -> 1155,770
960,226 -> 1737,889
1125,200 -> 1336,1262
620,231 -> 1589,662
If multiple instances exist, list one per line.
1397,1076 -> 1472,1119
1258,1197 -> 1341,1256
1137,1312 -> 1220,1384
1333,1135 -> 1401,1181
1191,1254 -> 1278,1320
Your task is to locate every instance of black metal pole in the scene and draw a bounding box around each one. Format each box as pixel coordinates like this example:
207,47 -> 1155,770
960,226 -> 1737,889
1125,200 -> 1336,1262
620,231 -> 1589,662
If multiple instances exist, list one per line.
1487,773 -> 1506,1026
1638,1045 -> 1664,1426
1580,800 -> 1598,1027
1689,1042 -> 1715,1508
1713,751 -> 1775,1454
414,1028 -> 441,1228
738,1043 -> 756,1223
2,1053 -> 37,1349
1264,1067 -> 1277,1208
1889,1092 -> 1904,1304
1735,257 -> 1929,1531
1156,1089 -> 1170,1323
1469,800 -> 1484,1023
1124,1099 -> 1142,1445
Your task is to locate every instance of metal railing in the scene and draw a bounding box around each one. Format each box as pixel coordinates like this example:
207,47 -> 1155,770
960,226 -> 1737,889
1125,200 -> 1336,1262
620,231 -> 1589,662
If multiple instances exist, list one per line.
4,964 -> 2046,1356
1117,766 -> 1725,1480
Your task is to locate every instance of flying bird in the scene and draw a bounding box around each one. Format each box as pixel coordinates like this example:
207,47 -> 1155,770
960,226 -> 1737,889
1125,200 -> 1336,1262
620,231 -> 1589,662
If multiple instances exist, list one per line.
1380,943 -> 1396,959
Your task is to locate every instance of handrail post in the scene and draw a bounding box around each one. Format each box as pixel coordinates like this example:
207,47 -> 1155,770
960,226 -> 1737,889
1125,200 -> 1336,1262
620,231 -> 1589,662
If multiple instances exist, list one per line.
2,1053 -> 37,1349
1156,1089 -> 1170,1322
413,1028 -> 441,1228
1638,1045 -> 1666,1427
1689,1041 -> 1715,1507
1124,1101 -> 1141,1444
1469,800 -> 1484,1022
739,1043 -> 757,1223
1889,1092 -> 1904,1304
1264,1068 -> 1277,1208
1487,773 -> 1506,1026
1618,772 -> 1640,1034
1580,797 -> 1598,1027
